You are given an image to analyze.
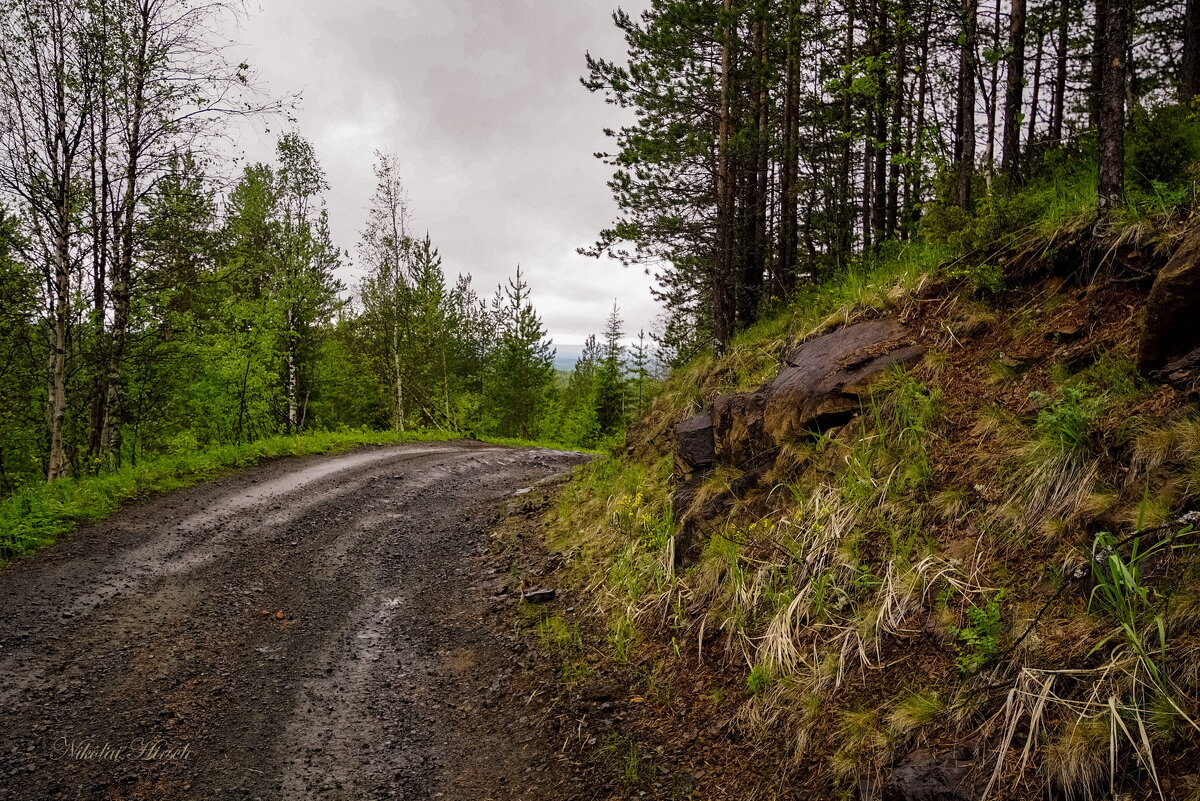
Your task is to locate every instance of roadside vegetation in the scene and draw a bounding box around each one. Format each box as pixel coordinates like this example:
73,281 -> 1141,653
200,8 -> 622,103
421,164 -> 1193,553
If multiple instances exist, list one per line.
544,222 -> 1200,797
535,72 -> 1200,796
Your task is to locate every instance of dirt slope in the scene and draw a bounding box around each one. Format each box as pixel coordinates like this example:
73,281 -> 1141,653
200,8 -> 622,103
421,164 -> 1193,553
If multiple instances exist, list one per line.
0,441 -> 588,801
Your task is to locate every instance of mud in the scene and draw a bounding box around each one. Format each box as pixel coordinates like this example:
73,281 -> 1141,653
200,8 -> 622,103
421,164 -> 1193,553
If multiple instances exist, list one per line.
0,441 -> 589,801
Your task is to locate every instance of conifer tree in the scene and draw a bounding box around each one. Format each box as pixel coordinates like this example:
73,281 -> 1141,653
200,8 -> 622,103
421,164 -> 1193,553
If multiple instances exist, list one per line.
593,302 -> 627,435
485,267 -> 556,439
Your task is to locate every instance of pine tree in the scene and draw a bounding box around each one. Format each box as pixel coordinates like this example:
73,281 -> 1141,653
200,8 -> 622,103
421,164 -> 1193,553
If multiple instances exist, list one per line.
485,267 -> 556,439
404,234 -> 453,427
629,329 -> 653,416
560,334 -> 601,447
593,302 -> 627,435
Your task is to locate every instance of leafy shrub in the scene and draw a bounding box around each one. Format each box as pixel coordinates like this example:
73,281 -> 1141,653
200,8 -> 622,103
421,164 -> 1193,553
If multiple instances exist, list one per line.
943,262 -> 1005,295
1126,103 -> 1200,194
1032,385 -> 1103,454
953,590 -> 1006,674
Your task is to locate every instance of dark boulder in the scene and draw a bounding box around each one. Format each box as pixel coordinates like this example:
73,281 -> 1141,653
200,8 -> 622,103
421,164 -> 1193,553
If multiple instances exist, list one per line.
761,319 -> 924,444
1152,346 -> 1200,394
675,410 -> 716,471
712,391 -> 772,467
672,463 -> 771,566
781,319 -> 908,367
882,747 -> 979,801
1138,226 -> 1200,373
521,588 -> 557,604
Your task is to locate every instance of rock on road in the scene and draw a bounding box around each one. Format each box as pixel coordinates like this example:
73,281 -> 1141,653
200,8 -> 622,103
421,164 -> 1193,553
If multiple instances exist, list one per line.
0,441 -> 589,800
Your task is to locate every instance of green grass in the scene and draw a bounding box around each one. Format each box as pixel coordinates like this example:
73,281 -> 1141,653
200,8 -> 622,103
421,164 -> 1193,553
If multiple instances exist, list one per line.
0,427 -> 586,564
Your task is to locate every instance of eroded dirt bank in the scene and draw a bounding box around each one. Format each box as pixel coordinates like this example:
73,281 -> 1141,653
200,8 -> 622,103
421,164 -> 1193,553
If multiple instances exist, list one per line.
0,441 -> 588,801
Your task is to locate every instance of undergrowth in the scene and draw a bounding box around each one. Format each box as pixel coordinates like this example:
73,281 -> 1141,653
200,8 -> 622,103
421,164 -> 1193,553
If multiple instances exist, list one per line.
548,223 -> 1200,798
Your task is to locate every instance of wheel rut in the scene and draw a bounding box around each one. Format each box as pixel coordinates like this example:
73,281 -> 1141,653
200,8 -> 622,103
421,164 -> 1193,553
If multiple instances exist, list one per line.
0,441 -> 588,801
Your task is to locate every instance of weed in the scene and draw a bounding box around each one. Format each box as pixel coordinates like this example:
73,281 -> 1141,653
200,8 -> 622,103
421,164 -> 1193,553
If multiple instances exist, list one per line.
943,261 -> 1005,294
1032,385 -> 1102,454
886,689 -> 945,736
1086,530 -> 1194,680
747,663 -> 773,695
953,591 -> 1005,674
599,733 -> 645,785
609,613 -> 641,662
537,613 -> 582,653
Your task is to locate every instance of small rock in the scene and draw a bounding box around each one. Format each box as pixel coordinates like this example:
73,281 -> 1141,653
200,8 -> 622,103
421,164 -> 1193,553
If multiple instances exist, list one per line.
521,589 -> 556,604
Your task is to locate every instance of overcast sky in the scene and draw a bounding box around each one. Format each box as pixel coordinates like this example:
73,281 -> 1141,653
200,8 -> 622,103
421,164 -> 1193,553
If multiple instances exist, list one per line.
227,0 -> 655,347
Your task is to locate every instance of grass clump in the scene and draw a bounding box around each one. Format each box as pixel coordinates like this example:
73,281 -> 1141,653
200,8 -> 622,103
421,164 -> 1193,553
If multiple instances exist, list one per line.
886,689 -> 945,736
599,733 -> 647,786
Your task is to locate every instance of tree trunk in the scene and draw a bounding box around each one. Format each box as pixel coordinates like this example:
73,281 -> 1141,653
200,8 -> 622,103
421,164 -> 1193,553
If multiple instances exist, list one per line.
887,0 -> 909,236
907,0 -> 932,233
713,0 -> 736,353
1184,0 -> 1200,99
1026,26 -> 1045,148
1050,0 -> 1069,142
392,327 -> 405,432
836,1 -> 856,264
1097,0 -> 1129,213
47,225 -> 71,481
984,0 -> 1002,177
1001,0 -> 1027,181
777,0 -> 800,293
862,118 -> 874,251
1090,0 -> 1108,129
98,1 -> 151,464
955,0 -> 977,208
287,308 -> 299,432
868,0 -> 887,246
740,11 -> 768,324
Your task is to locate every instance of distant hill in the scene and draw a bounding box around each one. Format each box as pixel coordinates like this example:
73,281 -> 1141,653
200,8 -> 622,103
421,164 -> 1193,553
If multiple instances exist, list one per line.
552,343 -> 585,372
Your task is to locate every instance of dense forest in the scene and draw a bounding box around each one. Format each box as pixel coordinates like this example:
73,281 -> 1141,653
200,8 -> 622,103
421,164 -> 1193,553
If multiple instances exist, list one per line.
583,0 -> 1199,360
0,0 -> 655,491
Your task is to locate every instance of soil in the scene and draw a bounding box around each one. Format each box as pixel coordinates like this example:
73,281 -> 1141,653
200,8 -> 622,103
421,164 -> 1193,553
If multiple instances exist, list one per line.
0,441 -> 591,801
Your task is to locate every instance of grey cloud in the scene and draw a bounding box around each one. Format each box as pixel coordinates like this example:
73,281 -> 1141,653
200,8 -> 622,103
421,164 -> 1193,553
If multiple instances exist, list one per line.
230,0 -> 655,343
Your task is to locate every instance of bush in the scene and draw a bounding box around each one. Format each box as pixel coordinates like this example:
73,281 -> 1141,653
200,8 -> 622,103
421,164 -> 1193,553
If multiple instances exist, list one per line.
1126,103 -> 1200,194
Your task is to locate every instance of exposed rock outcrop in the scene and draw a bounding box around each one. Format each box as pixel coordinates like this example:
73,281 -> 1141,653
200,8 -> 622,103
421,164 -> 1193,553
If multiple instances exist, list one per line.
674,318 -> 926,474
1138,226 -> 1200,373
762,319 -> 925,443
1152,347 -> 1200,394
670,318 -> 926,565
674,410 -> 716,472
882,747 -> 979,801
712,391 -> 771,468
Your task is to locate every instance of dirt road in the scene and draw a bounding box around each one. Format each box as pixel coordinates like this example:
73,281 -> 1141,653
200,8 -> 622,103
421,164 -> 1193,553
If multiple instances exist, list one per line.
0,441 -> 589,801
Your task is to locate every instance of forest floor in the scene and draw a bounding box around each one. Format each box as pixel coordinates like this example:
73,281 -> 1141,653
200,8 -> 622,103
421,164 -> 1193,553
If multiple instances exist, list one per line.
0,441 -> 597,801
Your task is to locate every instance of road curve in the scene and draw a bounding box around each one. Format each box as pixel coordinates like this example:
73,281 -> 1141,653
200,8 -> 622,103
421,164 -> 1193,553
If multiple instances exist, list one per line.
0,441 -> 588,801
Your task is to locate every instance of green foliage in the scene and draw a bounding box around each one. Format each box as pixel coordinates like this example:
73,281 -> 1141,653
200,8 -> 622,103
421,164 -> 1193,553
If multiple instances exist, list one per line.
1126,104 -> 1200,194
1087,530 -> 1195,676
746,663 -> 774,695
482,267 -> 558,440
942,262 -> 1005,295
1031,385 -> 1103,455
953,591 -> 1005,674
887,689 -> 945,734
599,733 -> 645,785
923,187 -> 1044,256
